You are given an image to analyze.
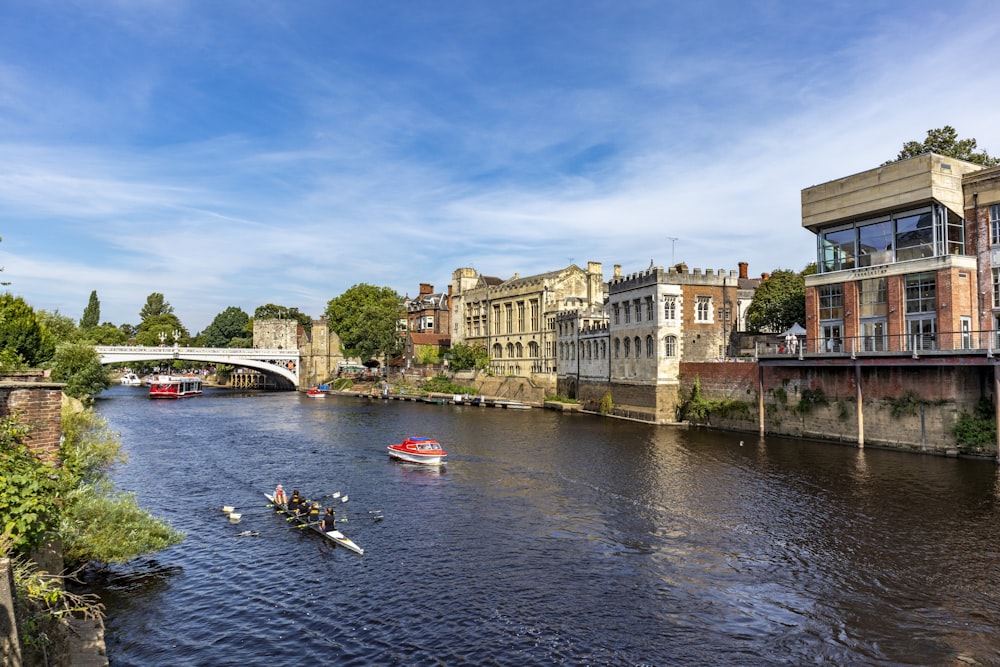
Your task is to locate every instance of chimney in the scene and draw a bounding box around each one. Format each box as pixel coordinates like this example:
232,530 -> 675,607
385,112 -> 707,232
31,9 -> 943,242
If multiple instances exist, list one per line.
738,262 -> 748,280
419,283 -> 434,296
761,272 -> 770,281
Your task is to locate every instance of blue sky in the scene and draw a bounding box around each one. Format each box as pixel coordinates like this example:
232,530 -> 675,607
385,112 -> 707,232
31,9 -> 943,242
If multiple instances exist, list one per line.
3,1 -> 1000,333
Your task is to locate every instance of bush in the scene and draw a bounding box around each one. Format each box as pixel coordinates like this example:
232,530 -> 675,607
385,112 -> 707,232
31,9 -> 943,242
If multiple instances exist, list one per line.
952,399 -> 996,453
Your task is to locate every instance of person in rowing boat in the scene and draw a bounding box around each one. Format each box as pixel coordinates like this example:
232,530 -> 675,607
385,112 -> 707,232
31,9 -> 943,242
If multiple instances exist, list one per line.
287,489 -> 304,514
320,507 -> 336,532
306,501 -> 321,524
273,484 -> 287,506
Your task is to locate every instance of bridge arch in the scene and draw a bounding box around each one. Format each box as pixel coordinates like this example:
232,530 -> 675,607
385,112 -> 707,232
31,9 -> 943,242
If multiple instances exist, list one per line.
95,345 -> 300,389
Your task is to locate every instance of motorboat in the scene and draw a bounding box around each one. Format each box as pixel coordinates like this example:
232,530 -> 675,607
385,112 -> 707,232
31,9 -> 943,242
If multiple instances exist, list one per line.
306,387 -> 326,398
387,436 -> 447,465
120,372 -> 142,386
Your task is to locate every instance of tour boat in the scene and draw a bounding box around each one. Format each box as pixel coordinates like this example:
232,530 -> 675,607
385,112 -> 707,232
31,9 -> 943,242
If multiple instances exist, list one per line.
148,375 -> 203,399
120,372 -> 142,386
387,436 -> 447,465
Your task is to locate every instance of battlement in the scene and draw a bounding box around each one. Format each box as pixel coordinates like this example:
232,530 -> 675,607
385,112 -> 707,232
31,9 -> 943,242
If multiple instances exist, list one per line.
609,264 -> 740,291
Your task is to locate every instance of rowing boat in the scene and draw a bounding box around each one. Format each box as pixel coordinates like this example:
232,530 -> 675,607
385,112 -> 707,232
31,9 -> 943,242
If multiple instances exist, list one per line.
264,493 -> 364,555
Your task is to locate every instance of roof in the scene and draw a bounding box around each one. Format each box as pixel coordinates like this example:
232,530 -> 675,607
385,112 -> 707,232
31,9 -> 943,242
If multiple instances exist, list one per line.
409,333 -> 450,346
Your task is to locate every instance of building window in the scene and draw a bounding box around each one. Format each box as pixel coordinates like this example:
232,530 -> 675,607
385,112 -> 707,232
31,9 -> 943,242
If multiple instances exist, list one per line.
517,302 -> 525,332
515,342 -> 523,357
634,337 -> 641,358
493,305 -> 501,335
493,343 -> 502,358
905,273 -> 936,313
613,304 -> 620,325
646,335 -> 654,357
992,205 -> 1000,246
614,338 -> 620,358
663,297 -> 676,321
664,335 -> 676,356
859,278 -> 887,317
820,226 -> 856,272
895,211 -> 934,261
624,301 -> 631,324
504,304 -> 513,333
818,284 -> 844,320
528,341 -> 538,357
696,296 -> 712,322
857,219 -> 893,267
645,296 -> 654,321
623,337 -> 630,358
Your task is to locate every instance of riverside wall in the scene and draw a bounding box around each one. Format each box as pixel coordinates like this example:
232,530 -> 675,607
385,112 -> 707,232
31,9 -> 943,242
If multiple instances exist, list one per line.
679,361 -> 994,457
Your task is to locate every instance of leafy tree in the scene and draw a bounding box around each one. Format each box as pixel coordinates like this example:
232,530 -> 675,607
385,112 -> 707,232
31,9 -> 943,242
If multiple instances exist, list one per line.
0,236 -> 8,286
80,290 -> 100,329
81,323 -> 128,345
325,284 -> 403,363
885,125 -> 998,166
201,306 -> 250,347
139,292 -> 174,320
0,293 -> 56,367
119,322 -> 137,339
37,309 -> 79,344
745,269 -> 806,334
135,313 -> 189,346
49,342 -> 113,399
448,343 -> 490,371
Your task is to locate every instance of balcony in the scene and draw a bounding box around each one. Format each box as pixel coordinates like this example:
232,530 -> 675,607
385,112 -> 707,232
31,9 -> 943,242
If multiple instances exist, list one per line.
757,330 -> 1000,361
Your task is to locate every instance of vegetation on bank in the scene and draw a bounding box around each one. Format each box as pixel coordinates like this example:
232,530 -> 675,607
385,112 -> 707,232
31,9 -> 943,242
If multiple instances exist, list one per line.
421,374 -> 478,396
1,404 -> 185,656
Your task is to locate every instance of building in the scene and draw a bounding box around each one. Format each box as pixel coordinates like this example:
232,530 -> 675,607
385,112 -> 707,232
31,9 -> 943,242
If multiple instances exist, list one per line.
556,261 -> 759,422
404,283 -> 451,335
802,153 -> 983,353
450,262 -> 606,377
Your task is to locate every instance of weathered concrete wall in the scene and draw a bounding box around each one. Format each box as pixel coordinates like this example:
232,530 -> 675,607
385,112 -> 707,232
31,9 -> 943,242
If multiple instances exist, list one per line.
678,361 -> 994,457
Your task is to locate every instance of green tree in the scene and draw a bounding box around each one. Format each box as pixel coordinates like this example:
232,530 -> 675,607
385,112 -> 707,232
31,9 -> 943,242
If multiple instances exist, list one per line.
37,309 -> 79,344
253,304 -> 312,327
80,290 -> 100,329
49,342 -> 113,399
745,269 -> 806,334
201,306 -> 250,347
0,415 -> 62,552
0,293 -> 56,367
135,313 -> 189,346
139,292 -> 174,320
324,284 -> 402,363
885,125 -> 998,166
448,342 -> 490,371
81,323 -> 128,345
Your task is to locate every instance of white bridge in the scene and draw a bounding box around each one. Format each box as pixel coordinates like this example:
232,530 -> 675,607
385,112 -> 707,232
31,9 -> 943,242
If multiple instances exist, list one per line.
95,345 -> 300,388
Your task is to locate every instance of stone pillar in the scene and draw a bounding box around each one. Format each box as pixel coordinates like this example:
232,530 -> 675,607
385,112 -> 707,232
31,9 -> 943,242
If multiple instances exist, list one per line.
856,364 -> 865,448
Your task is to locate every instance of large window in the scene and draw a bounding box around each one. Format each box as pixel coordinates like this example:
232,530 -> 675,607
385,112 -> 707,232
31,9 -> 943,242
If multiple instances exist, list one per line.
820,227 -> 856,272
857,220 -> 893,267
624,301 -> 631,324
818,284 -> 843,320
664,335 -> 677,357
994,268 -> 1000,309
895,211 -> 934,261
859,278 -> 887,317
696,296 -> 711,322
663,297 -> 676,321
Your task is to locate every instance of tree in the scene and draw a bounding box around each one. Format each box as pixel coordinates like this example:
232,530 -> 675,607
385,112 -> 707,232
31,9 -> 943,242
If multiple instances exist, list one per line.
49,342 -> 113,399
253,304 -> 312,327
885,126 -> 998,167
448,343 -> 490,371
81,323 -> 128,345
745,269 -> 806,334
0,293 -> 56,367
139,292 -> 174,321
324,284 -> 403,363
37,309 -> 79,344
200,306 -> 250,347
80,290 -> 100,329
134,313 -> 189,346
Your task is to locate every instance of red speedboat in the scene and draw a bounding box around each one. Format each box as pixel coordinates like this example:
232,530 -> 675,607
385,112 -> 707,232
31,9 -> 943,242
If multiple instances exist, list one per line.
387,436 -> 447,465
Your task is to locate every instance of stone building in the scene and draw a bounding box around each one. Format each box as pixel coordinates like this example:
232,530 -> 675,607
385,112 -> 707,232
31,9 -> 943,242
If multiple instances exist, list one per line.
555,261 -> 759,422
965,162 -> 1000,343
802,153 -> 982,352
450,262 -> 606,377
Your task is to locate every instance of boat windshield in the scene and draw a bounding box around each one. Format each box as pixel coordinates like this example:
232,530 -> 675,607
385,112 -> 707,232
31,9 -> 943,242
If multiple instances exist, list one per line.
416,442 -> 440,451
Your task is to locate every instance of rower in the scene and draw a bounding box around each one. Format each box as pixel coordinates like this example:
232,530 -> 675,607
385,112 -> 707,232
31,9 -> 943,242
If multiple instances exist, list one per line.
321,507 -> 336,532
273,484 -> 287,506
288,489 -> 303,514
306,501 -> 321,524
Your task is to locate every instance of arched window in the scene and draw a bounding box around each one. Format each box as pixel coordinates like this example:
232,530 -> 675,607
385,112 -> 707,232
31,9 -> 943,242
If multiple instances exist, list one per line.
493,343 -> 503,358
664,335 -> 676,357
646,335 -> 654,357
515,342 -> 523,358
624,337 -> 631,358
506,343 -> 514,358
601,340 -> 607,359
614,338 -> 620,358
528,341 -> 539,357
634,337 -> 641,358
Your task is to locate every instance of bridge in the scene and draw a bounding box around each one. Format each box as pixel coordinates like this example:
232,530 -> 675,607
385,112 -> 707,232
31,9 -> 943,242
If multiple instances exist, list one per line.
95,345 -> 300,388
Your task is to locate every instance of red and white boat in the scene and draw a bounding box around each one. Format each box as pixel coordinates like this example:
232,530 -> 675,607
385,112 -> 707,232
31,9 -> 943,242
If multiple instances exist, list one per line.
148,375 -> 203,399
306,388 -> 326,398
387,436 -> 447,465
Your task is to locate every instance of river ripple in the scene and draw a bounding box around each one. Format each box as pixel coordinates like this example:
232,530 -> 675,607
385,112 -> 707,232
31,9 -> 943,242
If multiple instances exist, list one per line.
92,386 -> 1000,666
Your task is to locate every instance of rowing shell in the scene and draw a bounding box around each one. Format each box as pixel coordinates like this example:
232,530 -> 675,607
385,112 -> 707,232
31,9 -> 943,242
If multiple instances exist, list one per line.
264,493 -> 364,555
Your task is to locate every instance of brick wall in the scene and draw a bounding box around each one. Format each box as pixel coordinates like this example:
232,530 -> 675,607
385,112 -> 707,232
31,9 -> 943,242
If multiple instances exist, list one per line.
0,377 -> 64,464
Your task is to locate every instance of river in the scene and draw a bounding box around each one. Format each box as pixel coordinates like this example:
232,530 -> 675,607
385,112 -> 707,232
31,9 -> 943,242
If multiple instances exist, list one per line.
91,385 -> 1000,666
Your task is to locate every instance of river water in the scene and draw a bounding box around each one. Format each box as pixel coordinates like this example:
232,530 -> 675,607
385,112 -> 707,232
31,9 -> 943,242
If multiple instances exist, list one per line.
91,385 -> 1000,666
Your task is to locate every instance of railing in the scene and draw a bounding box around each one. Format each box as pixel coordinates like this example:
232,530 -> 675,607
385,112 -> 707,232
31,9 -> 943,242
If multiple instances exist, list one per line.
757,330 -> 999,359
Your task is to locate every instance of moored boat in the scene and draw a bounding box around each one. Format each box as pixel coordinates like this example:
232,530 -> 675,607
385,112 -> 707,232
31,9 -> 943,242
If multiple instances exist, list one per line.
148,375 -> 203,399
387,436 -> 447,465
265,493 -> 363,555
306,387 -> 326,398
120,372 -> 142,386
